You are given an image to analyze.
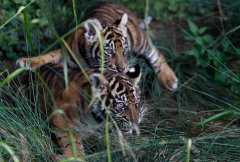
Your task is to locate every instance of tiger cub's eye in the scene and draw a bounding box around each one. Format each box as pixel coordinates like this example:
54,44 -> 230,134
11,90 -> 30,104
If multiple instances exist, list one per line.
126,64 -> 140,78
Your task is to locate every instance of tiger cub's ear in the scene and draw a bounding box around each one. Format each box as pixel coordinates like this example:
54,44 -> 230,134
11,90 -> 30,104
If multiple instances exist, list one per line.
90,73 -> 108,90
84,19 -> 103,43
89,73 -> 107,111
119,13 -> 128,27
118,13 -> 128,36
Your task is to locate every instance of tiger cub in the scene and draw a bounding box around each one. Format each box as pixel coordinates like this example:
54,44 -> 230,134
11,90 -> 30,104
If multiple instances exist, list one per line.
17,3 -> 178,91
37,64 -> 143,158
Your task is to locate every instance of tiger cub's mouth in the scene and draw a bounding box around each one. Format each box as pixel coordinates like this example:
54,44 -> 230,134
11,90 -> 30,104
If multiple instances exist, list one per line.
90,101 -> 145,136
124,123 -> 140,135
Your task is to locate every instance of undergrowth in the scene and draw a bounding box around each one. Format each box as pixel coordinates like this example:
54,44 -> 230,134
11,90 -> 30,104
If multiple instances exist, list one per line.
1,0 -> 240,161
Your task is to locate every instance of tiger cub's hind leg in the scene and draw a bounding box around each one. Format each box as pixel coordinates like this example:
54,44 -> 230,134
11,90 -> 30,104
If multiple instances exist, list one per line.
16,49 -> 62,70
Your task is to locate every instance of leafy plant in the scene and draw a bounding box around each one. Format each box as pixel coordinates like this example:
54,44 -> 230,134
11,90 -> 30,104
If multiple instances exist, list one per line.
0,0 -> 53,60
184,20 -> 240,95
120,0 -> 190,21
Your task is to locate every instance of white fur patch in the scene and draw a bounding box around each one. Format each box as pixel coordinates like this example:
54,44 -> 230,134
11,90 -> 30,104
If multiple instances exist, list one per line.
16,58 -> 32,70
171,79 -> 178,91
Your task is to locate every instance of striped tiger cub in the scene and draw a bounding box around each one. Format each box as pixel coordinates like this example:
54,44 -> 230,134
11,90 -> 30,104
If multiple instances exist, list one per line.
36,64 -> 143,158
17,3 -> 178,91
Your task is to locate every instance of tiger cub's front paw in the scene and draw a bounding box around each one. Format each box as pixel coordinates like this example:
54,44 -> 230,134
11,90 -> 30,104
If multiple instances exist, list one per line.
158,64 -> 178,91
16,58 -> 33,70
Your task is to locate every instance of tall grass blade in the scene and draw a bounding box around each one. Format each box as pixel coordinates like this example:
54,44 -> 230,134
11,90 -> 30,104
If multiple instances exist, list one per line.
185,138 -> 192,162
0,142 -> 20,162
0,68 -> 25,88
105,111 -> 112,162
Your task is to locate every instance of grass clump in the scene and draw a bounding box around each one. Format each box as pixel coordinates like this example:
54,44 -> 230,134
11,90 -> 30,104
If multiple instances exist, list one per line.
0,76 -> 54,161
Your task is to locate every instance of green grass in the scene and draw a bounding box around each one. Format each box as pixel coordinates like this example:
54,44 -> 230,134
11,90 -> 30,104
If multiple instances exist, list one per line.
0,77 -> 54,161
1,0 -> 240,161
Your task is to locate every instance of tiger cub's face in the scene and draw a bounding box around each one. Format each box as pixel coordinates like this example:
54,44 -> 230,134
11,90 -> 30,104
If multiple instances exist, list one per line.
84,14 -> 129,72
90,65 -> 144,135
102,14 -> 129,71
